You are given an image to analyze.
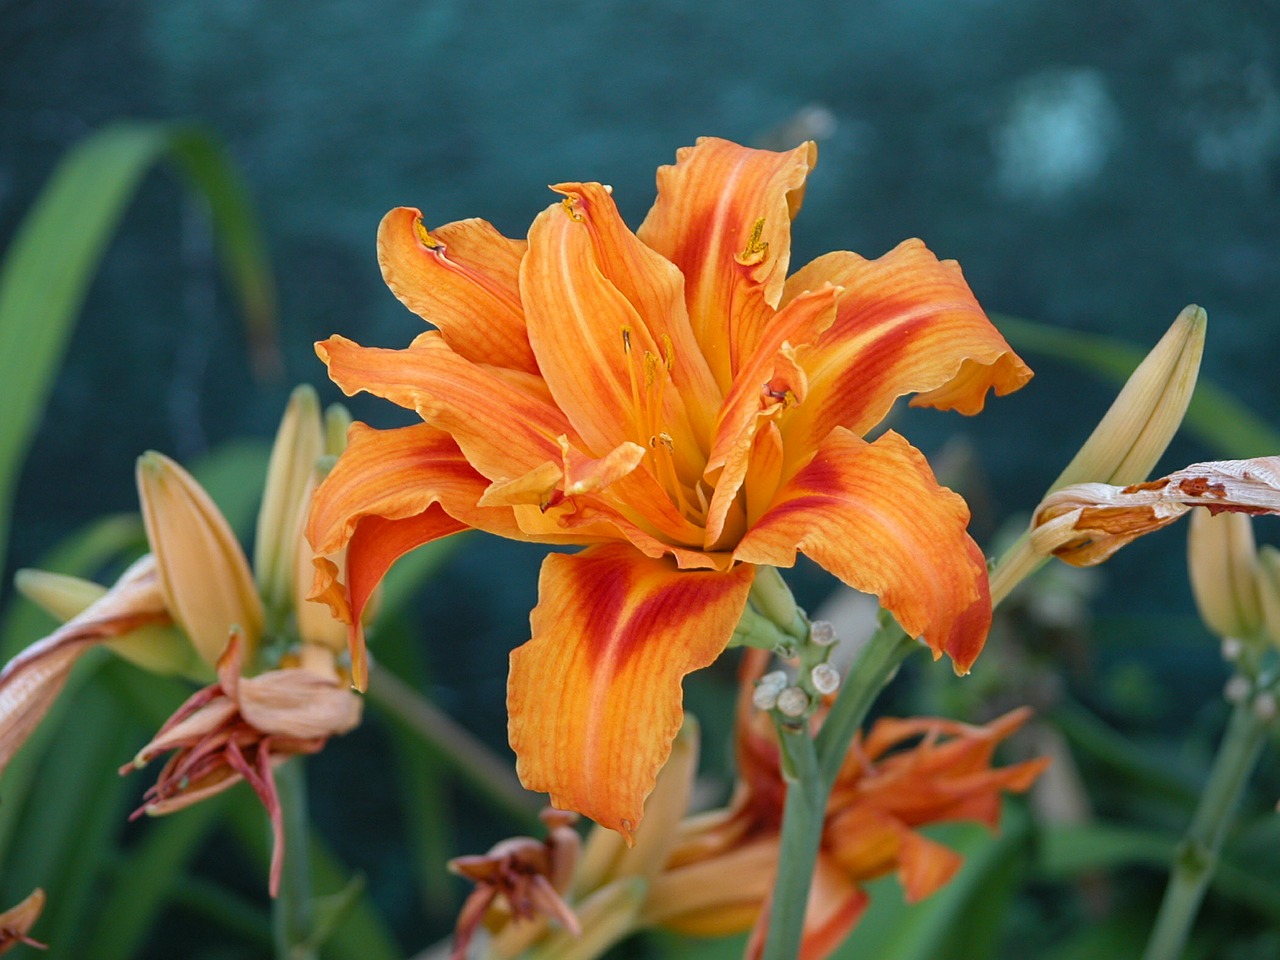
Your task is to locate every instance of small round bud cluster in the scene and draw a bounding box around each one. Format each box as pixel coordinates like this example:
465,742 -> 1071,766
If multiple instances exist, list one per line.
810,663 -> 840,696
809,620 -> 838,647
1254,690 -> 1277,722
1224,675 -> 1252,706
776,686 -> 811,718
1221,636 -> 1245,663
753,670 -> 789,711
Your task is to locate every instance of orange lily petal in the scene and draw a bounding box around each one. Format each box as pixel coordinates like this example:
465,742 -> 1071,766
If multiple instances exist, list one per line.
703,284 -> 839,548
377,207 -> 536,374
638,137 -> 817,390
319,332 -> 579,482
508,545 -> 754,838
306,421 -> 531,689
733,428 -> 990,672
780,240 -> 1031,473
894,828 -> 965,902
522,193 -> 704,486
550,182 -> 722,445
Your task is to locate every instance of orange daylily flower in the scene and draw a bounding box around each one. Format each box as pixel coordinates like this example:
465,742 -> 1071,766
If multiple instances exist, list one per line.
308,136 -> 1032,837
646,651 -> 1049,959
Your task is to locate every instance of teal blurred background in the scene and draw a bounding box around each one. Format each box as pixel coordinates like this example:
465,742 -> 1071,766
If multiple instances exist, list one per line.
3,1 -> 1280,956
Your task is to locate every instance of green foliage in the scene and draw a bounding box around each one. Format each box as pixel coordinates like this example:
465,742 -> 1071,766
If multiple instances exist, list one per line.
0,120 -> 277,572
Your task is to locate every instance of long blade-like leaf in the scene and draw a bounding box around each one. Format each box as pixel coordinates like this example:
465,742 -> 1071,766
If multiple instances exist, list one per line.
0,121 -> 276,570
995,314 -> 1280,458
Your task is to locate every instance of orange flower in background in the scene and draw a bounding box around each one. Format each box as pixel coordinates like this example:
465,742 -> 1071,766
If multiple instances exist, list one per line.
307,136 -> 1032,837
646,651 -> 1049,960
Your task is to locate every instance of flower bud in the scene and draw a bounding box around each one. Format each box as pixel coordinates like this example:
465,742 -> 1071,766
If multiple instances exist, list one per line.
137,452 -> 263,667
1050,305 -> 1206,491
1255,545 -> 1280,649
255,385 -> 324,615
1187,507 -> 1263,640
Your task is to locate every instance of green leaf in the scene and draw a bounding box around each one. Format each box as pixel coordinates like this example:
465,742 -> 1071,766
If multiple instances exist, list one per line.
0,679 -> 136,959
0,121 -> 277,571
995,314 -> 1280,459
225,793 -> 403,960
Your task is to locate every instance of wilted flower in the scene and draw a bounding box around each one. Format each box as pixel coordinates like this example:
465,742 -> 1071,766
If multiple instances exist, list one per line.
1033,456 -> 1280,566
124,631 -> 360,896
0,889 -> 46,954
0,386 -> 361,895
448,809 -> 582,960
308,136 -> 1030,836
0,556 -> 171,773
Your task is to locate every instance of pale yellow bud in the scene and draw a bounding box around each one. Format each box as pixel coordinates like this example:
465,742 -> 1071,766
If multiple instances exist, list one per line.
291,470 -> 347,652
137,452 -> 263,667
255,385 -> 324,614
1051,305 -> 1206,491
1187,508 -> 1263,640
1255,546 -> 1280,649
992,306 -> 1207,606
13,568 -> 200,677
14,568 -> 106,621
323,402 -> 353,458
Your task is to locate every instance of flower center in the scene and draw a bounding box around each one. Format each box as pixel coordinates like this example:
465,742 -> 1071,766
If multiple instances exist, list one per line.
620,326 -> 708,528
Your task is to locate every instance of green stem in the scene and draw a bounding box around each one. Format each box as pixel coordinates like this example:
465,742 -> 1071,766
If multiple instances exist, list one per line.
273,758 -> 317,960
1142,694 -> 1270,960
761,623 -> 921,960
761,726 -> 824,959
366,664 -> 542,831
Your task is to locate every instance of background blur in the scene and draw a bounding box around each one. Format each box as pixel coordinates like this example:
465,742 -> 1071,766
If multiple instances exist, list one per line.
3,1 -> 1280,957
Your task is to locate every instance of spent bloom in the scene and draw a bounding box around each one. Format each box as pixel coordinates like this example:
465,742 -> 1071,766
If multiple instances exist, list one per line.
308,136 -> 1031,836
0,889 -> 46,954
0,386 -> 361,895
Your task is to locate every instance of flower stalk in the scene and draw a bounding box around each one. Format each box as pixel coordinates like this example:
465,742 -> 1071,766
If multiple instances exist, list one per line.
272,758 -> 316,960
1141,684 -> 1272,960
757,606 -> 922,960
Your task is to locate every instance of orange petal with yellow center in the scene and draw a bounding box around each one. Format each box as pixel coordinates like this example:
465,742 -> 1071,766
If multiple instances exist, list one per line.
306,421 -> 528,688
550,181 -> 722,446
779,240 -> 1032,475
521,194 -> 701,485
703,284 -> 839,548
637,137 -> 816,390
733,428 -> 990,673
318,332 -> 572,480
508,545 -> 754,838
377,207 -> 536,374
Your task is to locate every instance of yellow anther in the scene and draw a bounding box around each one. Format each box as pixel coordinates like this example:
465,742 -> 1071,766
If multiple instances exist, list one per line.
560,195 -> 584,222
413,217 -> 444,250
735,216 -> 769,266
656,432 -> 674,451
662,333 -> 675,370
644,351 -> 659,389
